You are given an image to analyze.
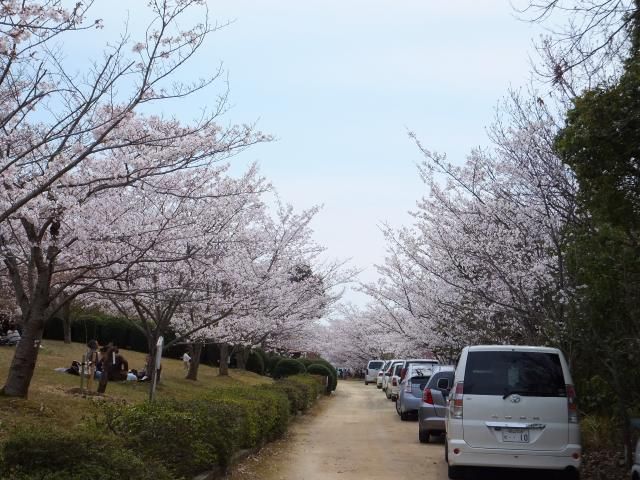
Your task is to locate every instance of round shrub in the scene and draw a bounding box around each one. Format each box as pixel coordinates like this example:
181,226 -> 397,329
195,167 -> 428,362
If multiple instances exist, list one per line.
307,363 -> 334,393
246,350 -> 265,375
266,355 -> 283,375
272,358 -> 306,378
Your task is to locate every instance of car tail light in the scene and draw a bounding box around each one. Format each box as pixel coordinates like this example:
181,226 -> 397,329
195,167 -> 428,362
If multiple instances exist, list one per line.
423,388 -> 434,404
400,368 -> 406,380
378,371 -> 383,376
450,382 -> 464,419
566,384 -> 578,423
392,377 -> 397,386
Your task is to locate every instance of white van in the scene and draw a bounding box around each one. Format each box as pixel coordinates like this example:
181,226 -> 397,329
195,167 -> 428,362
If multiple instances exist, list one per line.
365,359 -> 385,385
445,345 -> 581,480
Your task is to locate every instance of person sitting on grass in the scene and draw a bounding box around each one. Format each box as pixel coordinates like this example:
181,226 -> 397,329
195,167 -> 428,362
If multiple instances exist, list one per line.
0,328 -> 20,346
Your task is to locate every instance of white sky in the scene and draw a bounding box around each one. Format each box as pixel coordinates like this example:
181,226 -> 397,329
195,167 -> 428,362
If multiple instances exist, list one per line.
68,1 -> 544,305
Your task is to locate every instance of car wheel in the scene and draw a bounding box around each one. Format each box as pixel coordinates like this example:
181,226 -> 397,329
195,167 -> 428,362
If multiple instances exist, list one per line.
395,399 -> 401,416
364,380 -> 368,385
400,410 -> 410,421
419,428 -> 430,443
385,389 -> 391,399
376,384 -> 382,389
447,465 -> 465,480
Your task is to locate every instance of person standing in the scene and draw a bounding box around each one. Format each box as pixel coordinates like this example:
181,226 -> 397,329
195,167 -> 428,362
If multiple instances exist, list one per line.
182,351 -> 191,374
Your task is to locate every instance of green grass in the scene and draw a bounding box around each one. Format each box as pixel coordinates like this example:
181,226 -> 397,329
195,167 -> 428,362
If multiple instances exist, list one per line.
0,340 -> 271,442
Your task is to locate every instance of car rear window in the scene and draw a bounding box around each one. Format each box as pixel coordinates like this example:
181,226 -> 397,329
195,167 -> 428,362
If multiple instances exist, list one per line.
464,351 -> 566,397
393,364 -> 403,375
408,364 -> 433,378
368,361 -> 383,370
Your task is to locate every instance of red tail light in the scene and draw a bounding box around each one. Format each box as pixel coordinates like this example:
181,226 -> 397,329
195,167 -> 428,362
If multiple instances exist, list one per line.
423,388 -> 434,404
378,371 -> 383,376
566,384 -> 578,423
400,368 -> 406,380
392,378 -> 397,386
450,382 -> 464,419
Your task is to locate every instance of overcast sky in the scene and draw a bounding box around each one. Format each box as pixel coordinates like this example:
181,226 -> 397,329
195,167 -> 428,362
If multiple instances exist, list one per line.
70,1 -> 544,305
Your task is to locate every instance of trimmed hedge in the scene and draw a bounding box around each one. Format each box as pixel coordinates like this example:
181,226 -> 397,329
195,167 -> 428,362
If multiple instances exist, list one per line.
2,377 -> 328,479
1,425 -> 173,480
272,358 -> 306,378
246,351 -> 265,376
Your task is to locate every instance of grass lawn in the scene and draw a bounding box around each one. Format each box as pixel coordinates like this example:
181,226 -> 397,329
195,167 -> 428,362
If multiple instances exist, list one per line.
0,340 -> 271,442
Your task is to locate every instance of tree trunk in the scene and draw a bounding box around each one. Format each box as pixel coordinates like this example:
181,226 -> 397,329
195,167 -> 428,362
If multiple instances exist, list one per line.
218,343 -> 229,376
1,311 -> 46,397
186,343 -> 202,381
62,301 -> 72,344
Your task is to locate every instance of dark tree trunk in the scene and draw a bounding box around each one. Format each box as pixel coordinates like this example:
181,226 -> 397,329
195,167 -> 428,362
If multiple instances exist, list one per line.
62,301 -> 72,344
218,343 -> 229,376
186,343 -> 202,381
1,310 -> 46,397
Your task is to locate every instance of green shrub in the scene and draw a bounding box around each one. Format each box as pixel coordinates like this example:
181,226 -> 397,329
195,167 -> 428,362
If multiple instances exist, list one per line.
308,358 -> 338,391
266,379 -> 309,413
253,348 -> 269,370
1,425 -> 172,480
273,358 -> 306,378
204,386 -> 290,446
307,363 -> 334,393
100,399 -> 242,477
266,355 -> 283,375
288,374 -> 324,403
246,350 -> 265,375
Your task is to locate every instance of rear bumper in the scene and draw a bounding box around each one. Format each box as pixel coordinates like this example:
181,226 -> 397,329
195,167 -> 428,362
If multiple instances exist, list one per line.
400,394 -> 422,413
418,408 -> 445,432
447,439 -> 581,470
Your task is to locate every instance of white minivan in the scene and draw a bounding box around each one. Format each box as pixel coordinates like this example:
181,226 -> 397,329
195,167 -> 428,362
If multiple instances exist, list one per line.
365,359 -> 385,385
445,345 -> 581,480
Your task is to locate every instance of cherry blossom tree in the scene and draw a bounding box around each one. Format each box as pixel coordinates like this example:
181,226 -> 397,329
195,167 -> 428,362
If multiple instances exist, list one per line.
355,92 -> 578,361
0,0 -> 269,397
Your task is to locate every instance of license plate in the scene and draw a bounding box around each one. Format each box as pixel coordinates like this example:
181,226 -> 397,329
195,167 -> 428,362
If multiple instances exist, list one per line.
502,428 -> 529,443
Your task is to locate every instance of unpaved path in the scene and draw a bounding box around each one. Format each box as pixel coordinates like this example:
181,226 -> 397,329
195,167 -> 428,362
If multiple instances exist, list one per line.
229,380 -> 449,480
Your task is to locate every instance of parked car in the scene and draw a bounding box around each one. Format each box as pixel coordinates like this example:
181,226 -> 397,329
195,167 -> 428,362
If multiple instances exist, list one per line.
632,438 -> 639,480
376,360 -> 392,389
445,345 -> 581,480
387,362 -> 404,401
364,359 -> 384,385
418,366 -> 455,443
396,363 -> 439,420
383,360 -> 404,398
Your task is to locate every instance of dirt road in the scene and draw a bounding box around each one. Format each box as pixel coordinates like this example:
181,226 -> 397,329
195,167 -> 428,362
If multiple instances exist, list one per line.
229,380 -> 449,480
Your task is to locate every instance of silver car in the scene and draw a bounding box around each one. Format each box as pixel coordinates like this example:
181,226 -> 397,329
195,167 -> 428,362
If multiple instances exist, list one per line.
418,367 -> 455,443
396,363 -> 436,421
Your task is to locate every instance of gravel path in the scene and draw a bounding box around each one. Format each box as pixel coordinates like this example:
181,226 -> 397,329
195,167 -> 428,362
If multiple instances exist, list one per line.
228,380 -> 449,480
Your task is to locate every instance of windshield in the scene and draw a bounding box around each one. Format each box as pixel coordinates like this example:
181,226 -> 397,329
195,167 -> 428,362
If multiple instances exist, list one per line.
464,351 -> 566,397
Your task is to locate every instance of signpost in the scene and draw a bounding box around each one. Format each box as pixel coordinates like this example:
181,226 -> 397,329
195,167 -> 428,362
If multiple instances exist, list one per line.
149,336 -> 164,402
